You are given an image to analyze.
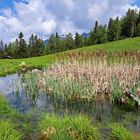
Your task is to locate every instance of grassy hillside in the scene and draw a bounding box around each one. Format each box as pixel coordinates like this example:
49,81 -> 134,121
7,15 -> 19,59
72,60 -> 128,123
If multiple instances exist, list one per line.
79,37 -> 140,51
0,37 -> 140,76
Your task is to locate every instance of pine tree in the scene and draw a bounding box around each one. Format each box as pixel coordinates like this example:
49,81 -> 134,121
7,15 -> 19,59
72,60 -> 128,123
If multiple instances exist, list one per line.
16,32 -> 28,58
121,9 -> 138,38
107,17 -> 121,41
47,34 -> 57,54
94,20 -> 98,32
96,25 -> 107,44
29,34 -> 45,56
75,32 -> 84,48
0,40 -> 4,51
89,20 -> 99,45
0,40 -> 4,57
135,11 -> 140,36
29,34 -> 37,56
6,43 -> 16,57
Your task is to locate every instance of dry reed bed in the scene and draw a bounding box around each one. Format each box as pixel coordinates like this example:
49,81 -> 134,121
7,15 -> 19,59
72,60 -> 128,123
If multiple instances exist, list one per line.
56,50 -> 140,64
46,60 -> 140,95
21,50 -> 140,103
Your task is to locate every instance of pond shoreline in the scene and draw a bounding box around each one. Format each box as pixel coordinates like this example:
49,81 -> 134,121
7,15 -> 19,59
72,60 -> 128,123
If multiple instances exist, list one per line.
0,73 -> 140,140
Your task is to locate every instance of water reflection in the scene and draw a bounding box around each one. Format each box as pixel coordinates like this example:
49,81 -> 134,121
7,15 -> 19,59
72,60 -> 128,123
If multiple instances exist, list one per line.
0,74 -> 18,95
0,74 -> 140,133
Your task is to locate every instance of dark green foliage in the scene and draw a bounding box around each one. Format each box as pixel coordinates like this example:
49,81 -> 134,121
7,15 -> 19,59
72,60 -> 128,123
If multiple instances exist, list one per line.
107,17 -> 121,41
15,32 -> 28,58
89,20 -> 99,45
0,40 -> 5,58
135,11 -> 140,36
65,33 -> 75,50
47,32 -> 75,53
29,34 -> 45,57
75,32 -> 84,48
121,9 -> 138,38
135,23 -> 140,36
6,33 -> 46,58
89,21 -> 107,45
5,43 -> 16,57
47,33 -> 61,54
95,25 -> 107,44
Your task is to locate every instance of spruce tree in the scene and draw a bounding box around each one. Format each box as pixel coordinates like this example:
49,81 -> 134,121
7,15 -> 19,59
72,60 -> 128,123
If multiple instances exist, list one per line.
107,17 -> 121,41
75,32 -> 84,48
16,32 -> 28,58
121,9 -> 138,38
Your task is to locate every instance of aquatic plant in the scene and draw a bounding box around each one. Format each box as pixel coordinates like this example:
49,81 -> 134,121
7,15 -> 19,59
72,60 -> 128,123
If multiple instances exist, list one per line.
0,94 -> 38,140
38,114 -> 100,140
0,95 -> 16,116
109,123 -> 132,140
0,120 -> 21,140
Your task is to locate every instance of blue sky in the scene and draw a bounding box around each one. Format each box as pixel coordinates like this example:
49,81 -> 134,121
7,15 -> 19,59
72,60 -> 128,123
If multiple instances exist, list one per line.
0,0 -> 20,9
0,0 -> 12,9
0,0 -> 140,42
0,0 -> 28,8
136,0 -> 140,6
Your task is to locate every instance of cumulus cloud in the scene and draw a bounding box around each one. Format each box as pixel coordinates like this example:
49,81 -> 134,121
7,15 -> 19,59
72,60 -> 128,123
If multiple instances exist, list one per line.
0,0 -> 139,42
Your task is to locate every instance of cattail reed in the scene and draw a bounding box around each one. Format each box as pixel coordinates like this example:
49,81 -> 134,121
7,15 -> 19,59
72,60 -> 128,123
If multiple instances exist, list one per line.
17,50 -> 140,106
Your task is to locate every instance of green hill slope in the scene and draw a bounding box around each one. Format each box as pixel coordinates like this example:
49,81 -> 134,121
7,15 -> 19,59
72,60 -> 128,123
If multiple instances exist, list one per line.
0,37 -> 140,76
78,37 -> 140,51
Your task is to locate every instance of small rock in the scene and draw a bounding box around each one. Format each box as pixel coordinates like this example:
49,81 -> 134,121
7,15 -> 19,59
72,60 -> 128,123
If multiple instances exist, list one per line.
32,69 -> 42,74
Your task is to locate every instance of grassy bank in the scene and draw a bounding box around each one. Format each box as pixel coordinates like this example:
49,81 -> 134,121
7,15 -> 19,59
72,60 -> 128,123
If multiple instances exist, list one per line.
0,37 -> 140,76
0,94 -> 39,139
1,94 -> 140,140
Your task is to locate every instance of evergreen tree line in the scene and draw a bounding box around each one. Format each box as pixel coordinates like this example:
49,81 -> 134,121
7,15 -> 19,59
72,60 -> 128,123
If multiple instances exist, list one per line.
0,8 -> 140,58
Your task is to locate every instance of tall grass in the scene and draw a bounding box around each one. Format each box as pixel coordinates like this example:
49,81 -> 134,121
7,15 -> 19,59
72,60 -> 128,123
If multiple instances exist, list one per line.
0,120 -> 21,140
18,51 -> 140,106
109,123 -> 132,140
38,114 -> 100,140
0,94 -> 38,140
0,95 -> 16,116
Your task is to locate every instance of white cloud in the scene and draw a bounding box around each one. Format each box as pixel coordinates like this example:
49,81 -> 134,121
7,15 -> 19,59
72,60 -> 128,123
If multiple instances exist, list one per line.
60,0 -> 75,11
87,0 -> 109,21
0,0 -> 139,42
